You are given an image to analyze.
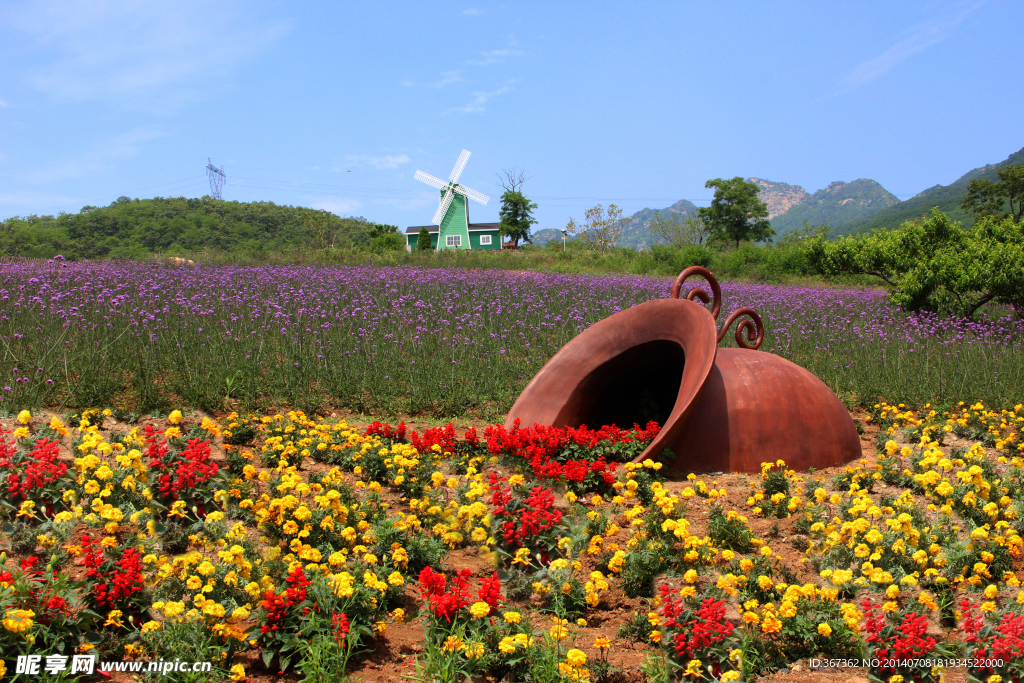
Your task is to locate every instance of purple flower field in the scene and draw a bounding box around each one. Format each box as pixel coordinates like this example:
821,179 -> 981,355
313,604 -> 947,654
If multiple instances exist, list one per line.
1,259 -> 1021,416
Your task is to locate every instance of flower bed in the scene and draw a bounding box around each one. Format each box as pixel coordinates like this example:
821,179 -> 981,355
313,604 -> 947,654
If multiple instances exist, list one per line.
0,402 -> 1022,682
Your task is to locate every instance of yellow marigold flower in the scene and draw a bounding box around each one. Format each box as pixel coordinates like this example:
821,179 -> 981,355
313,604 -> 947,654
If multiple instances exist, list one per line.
388,571 -> 404,587
566,649 -> 587,667
228,664 -> 246,681
442,635 -> 465,652
164,426 -> 181,439
470,601 -> 491,619
818,623 -> 832,637
17,409 -> 31,425
594,637 -> 611,649
3,609 -> 35,634
142,620 -> 161,633
508,474 -> 525,486
392,608 -> 406,623
169,410 -> 183,425
504,611 -> 521,624
985,584 -> 999,599
550,624 -> 568,640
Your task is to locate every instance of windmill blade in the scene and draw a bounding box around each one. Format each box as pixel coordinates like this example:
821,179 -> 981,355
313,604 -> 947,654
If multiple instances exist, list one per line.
414,170 -> 448,190
455,184 -> 490,205
449,149 -> 471,183
432,188 -> 455,225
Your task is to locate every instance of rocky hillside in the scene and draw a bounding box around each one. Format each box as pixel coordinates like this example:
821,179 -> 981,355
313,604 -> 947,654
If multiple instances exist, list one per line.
762,178 -> 899,235
747,178 -> 809,218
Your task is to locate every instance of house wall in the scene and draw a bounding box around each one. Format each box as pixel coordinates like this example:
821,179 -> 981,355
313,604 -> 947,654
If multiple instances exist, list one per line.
406,232 -> 439,249
468,231 -> 500,250
438,194 -> 471,250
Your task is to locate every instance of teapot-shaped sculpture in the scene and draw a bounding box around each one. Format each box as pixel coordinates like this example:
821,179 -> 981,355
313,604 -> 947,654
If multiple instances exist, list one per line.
505,267 -> 860,475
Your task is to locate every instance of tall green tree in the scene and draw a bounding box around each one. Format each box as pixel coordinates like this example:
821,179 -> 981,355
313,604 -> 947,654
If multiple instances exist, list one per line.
962,165 -> 1024,223
496,167 -> 537,248
498,191 -> 537,248
698,177 -> 774,249
416,226 -> 433,251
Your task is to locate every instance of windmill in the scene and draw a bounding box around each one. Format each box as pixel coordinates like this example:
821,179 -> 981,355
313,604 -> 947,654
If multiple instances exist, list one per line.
414,150 -> 489,249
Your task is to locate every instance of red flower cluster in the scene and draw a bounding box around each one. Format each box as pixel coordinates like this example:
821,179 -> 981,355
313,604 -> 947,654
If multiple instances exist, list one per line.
658,587 -> 735,671
259,565 -> 312,634
418,566 -> 502,622
478,572 -> 502,616
409,423 -> 459,456
332,612 -> 350,647
960,601 -> 1024,676
489,474 -> 564,554
0,436 -> 68,512
92,547 -> 145,610
364,421 -> 407,441
483,420 -> 661,487
0,557 -> 71,628
144,425 -> 219,513
419,566 -> 471,622
863,601 -> 940,678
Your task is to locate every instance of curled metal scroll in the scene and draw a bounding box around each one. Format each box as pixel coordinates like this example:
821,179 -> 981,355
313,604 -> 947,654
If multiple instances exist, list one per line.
670,266 -> 722,321
671,267 -> 764,350
716,307 -> 764,350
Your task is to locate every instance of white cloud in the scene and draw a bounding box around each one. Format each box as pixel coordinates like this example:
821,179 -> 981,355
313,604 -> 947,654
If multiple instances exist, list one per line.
466,48 -> 522,65
310,198 -> 362,215
5,0 -> 287,107
27,127 -> 164,183
450,84 -> 514,113
462,8 -> 481,16
431,70 -> 463,88
842,2 -> 983,89
344,154 -> 411,170
399,79 -> 415,87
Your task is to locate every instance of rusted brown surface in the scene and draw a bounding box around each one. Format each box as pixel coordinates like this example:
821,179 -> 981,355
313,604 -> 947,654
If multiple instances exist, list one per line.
505,267 -> 861,475
505,297 -> 719,455
645,348 -> 861,475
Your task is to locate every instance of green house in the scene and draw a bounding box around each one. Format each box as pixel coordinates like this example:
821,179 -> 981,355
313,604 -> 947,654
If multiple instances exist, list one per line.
405,192 -> 502,250
411,149 -> 499,250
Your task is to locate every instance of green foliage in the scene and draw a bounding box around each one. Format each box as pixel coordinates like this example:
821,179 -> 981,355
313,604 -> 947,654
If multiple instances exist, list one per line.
962,165 -> 1024,223
498,190 -> 538,247
416,225 -> 434,251
565,204 -> 628,252
369,231 -> 405,253
699,177 -> 775,248
707,505 -> 755,553
807,209 -> 1024,318
648,210 -> 712,248
0,196 -> 375,260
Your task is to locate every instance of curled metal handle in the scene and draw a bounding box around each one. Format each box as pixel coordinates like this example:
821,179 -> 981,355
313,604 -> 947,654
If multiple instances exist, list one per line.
670,266 -> 722,321
717,307 -> 764,350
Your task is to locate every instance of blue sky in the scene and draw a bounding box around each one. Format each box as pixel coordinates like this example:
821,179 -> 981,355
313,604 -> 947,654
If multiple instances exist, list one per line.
1,0 -> 1020,230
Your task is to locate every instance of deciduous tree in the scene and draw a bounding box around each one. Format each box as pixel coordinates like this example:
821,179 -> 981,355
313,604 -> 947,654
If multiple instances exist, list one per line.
698,177 -> 774,249
565,204 -> 627,253
962,165 -> 1024,223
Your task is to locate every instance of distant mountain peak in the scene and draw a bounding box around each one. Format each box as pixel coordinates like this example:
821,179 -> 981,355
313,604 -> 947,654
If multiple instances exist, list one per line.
746,178 -> 810,219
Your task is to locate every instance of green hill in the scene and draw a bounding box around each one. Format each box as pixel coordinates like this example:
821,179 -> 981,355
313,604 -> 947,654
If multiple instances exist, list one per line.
765,179 -> 899,235
832,146 -> 1024,236
618,199 -> 700,249
0,195 -> 373,260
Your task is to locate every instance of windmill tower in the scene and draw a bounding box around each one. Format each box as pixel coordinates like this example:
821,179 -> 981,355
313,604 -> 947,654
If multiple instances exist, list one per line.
414,150 -> 490,250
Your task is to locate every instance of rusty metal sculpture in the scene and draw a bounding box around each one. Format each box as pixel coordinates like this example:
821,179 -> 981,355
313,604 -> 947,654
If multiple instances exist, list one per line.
505,267 -> 860,475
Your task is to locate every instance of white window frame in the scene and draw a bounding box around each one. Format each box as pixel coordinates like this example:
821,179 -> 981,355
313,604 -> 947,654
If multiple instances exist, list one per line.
479,234 -> 492,245
446,235 -> 461,247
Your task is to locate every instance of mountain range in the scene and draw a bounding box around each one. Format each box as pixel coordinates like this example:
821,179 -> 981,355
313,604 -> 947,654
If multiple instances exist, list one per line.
530,145 -> 1022,247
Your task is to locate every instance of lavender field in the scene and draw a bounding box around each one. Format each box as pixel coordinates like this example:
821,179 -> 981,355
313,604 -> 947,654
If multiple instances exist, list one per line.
1,258 -> 1022,417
